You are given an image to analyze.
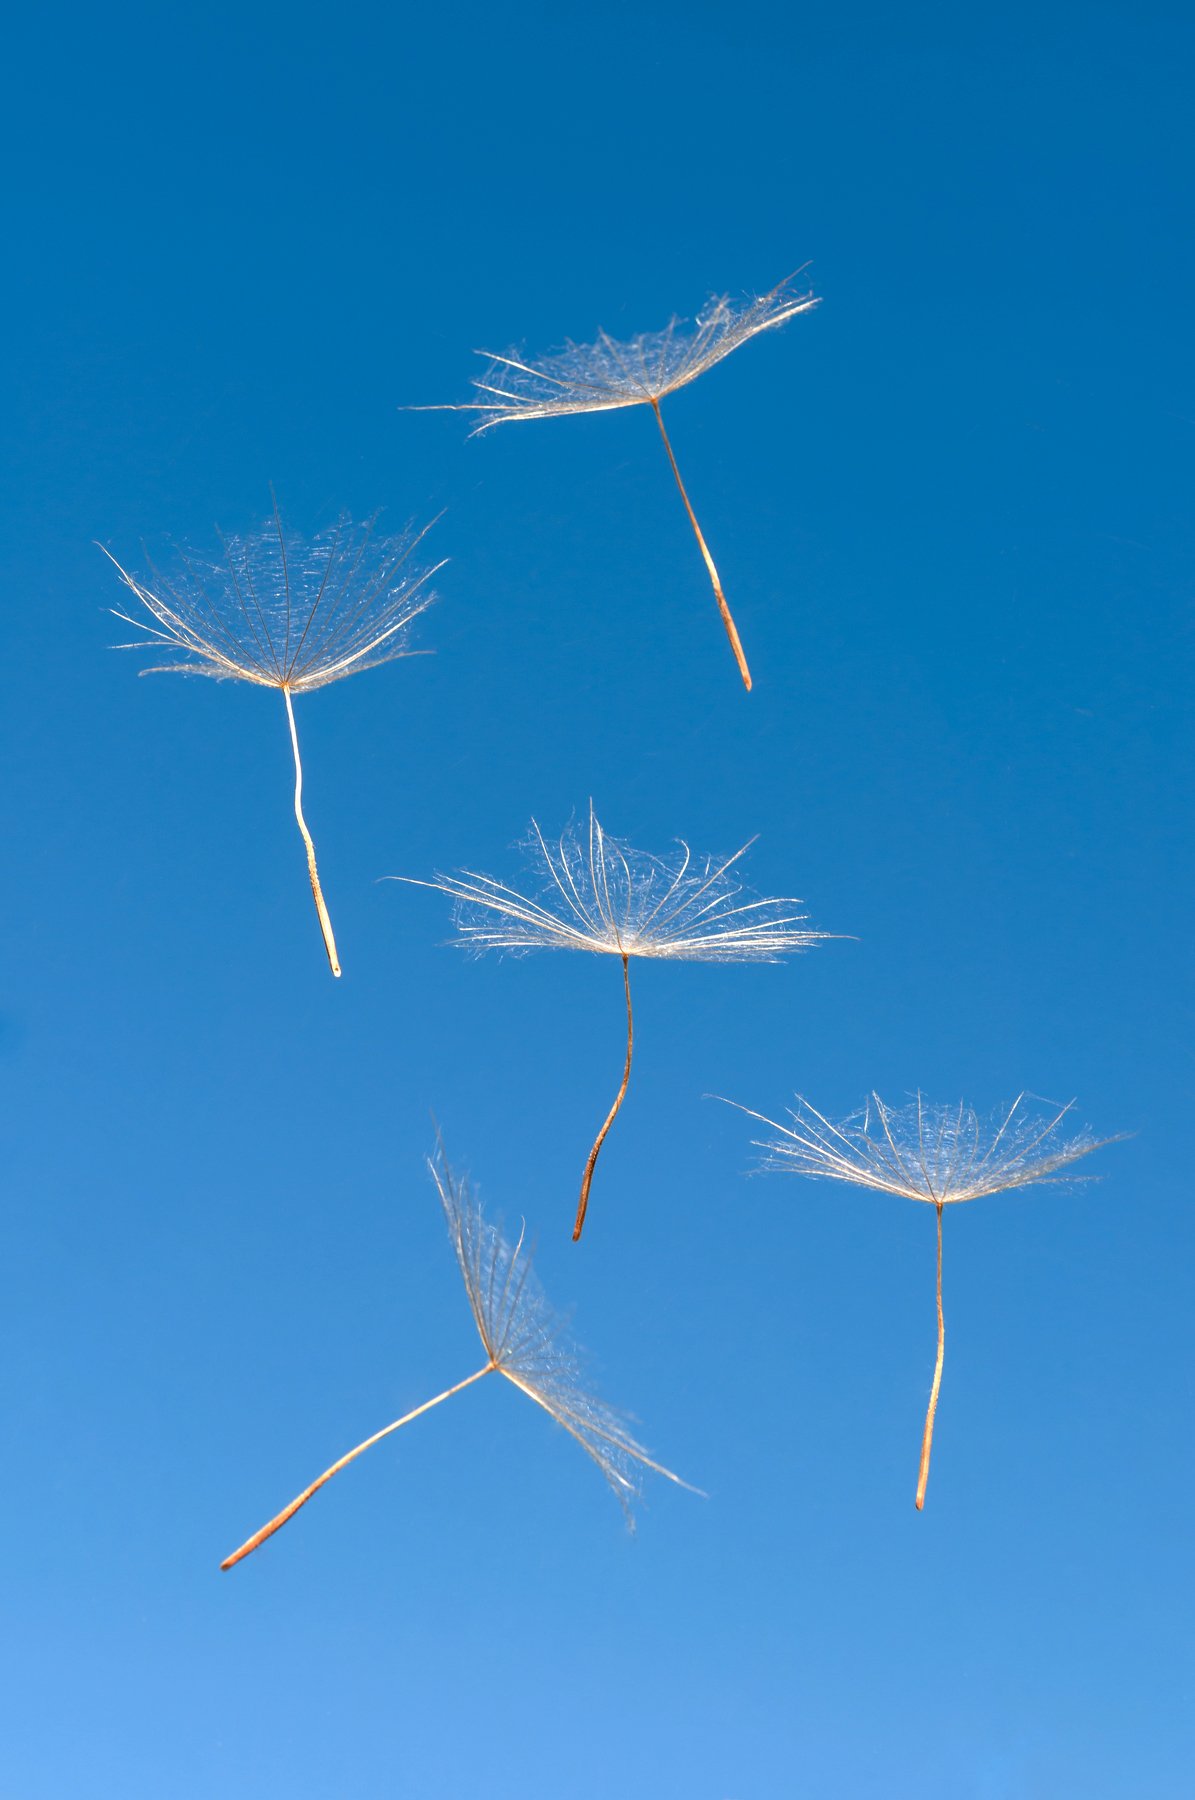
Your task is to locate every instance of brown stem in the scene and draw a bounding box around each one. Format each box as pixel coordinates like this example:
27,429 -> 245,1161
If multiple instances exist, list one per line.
915,1203 -> 945,1510
573,953 -> 633,1242
221,1363 -> 494,1569
283,685 -> 341,977
649,397 -> 752,692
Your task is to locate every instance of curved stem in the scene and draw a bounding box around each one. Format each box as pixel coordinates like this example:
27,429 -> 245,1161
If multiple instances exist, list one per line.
915,1203 -> 945,1510
650,398 -> 752,692
283,685 -> 341,977
220,1363 -> 494,1569
573,953 -> 633,1242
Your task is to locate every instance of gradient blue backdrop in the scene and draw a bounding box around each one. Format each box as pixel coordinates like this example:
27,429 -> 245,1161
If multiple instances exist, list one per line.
2,2 -> 1192,1794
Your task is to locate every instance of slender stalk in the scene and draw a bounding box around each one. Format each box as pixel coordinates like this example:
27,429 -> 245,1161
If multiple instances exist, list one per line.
573,953 -> 633,1242
220,1362 -> 494,1569
915,1202 -> 945,1510
282,684 -> 341,978
649,397 -> 752,692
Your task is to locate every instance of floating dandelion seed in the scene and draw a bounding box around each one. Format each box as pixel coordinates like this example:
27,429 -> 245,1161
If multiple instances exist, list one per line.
416,272 -> 819,691
221,1152 -> 693,1569
399,805 -> 828,1241
102,498 -> 441,976
726,1091 -> 1117,1508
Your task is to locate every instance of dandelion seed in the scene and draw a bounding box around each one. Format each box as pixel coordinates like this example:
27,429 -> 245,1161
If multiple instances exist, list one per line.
726,1091 -> 1118,1508
415,272 -> 819,691
220,1150 -> 693,1569
399,804 -> 828,1240
102,496 -> 441,976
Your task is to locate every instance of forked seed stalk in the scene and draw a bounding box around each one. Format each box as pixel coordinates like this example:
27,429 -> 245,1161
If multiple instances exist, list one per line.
283,685 -> 341,977
915,1202 -> 946,1510
220,1362 -> 495,1569
650,398 -> 752,692
574,953 -> 634,1242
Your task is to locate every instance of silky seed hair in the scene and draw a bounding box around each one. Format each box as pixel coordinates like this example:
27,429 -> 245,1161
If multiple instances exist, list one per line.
432,1156 -> 695,1510
741,1091 -> 1109,1204
105,505 -> 441,691
435,273 -> 820,430
406,801 -> 827,962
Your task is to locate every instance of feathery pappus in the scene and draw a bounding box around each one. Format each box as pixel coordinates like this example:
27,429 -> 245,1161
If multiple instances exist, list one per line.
727,1090 -> 1119,1508
415,273 -> 818,691
221,1151 -> 694,1569
399,804 -> 830,1239
104,499 -> 441,976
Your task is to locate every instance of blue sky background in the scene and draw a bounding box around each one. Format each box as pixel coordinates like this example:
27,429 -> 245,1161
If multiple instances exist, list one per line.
2,1 -> 1192,1794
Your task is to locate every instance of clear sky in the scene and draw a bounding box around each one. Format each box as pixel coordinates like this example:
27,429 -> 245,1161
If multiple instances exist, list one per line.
2,1 -> 1192,1795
